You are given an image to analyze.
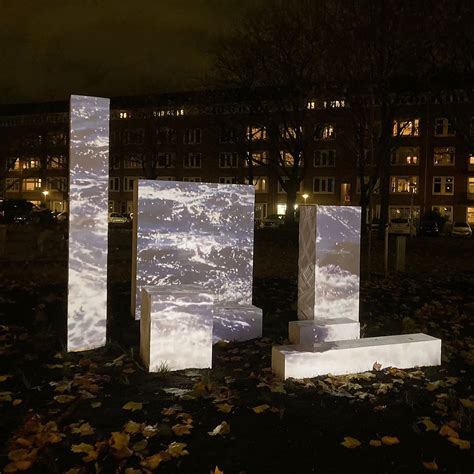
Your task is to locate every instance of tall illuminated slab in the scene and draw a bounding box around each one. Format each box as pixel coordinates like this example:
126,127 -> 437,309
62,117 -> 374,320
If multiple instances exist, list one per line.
132,180 -> 255,322
298,205 -> 361,321
67,95 -> 109,352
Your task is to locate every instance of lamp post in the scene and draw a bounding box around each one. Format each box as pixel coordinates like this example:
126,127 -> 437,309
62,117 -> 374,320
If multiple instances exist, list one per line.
409,182 -> 416,237
42,190 -> 49,209
302,193 -> 309,204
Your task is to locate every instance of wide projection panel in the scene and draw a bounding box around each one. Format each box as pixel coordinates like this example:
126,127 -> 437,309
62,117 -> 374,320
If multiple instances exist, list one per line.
132,180 -> 255,320
67,95 -> 109,352
298,205 -> 361,321
141,285 -> 214,371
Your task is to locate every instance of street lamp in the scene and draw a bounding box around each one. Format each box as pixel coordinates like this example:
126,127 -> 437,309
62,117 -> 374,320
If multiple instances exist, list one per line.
302,193 -> 309,204
409,182 -> 416,237
42,190 -> 49,208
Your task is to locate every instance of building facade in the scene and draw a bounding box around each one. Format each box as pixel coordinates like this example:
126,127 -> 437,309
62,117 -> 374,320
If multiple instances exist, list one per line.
0,92 -> 473,224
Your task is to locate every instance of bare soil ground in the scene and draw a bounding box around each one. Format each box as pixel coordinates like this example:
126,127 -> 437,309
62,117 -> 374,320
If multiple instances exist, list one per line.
0,224 -> 472,473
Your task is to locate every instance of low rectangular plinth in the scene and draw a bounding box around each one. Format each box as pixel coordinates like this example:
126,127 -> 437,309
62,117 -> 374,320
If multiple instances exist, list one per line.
289,318 -> 360,344
213,304 -> 263,343
140,285 -> 214,371
272,333 -> 441,379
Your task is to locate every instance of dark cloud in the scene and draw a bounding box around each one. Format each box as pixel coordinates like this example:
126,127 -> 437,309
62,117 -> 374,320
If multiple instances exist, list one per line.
0,0 -> 256,104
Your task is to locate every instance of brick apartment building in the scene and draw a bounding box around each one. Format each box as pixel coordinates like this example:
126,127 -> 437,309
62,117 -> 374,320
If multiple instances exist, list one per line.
0,91 -> 473,225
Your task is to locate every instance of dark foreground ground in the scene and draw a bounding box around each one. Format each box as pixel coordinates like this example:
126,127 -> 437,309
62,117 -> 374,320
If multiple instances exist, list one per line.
0,225 -> 473,473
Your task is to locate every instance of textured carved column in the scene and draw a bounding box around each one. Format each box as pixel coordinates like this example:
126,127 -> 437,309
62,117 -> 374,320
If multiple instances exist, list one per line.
298,205 -> 361,321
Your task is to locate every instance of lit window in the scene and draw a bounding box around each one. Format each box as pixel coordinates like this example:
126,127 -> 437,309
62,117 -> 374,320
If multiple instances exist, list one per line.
279,151 -> 302,167
313,177 -> 335,193
432,205 -> 453,223
470,154 -> 474,165
434,117 -> 455,137
392,119 -> 420,137
280,125 -> 301,140
219,153 -> 238,168
314,124 -> 335,140
22,178 -> 42,191
314,150 -> 336,167
245,176 -> 268,193
246,126 -> 268,141
7,157 -> 21,170
390,176 -> 418,193
183,153 -> 201,168
433,147 -> 455,166
323,100 -> 345,108
47,155 -> 66,169
23,158 -> 40,169
245,151 -> 269,166
123,156 -> 142,169
432,176 -> 454,195
468,177 -> 474,194
391,147 -> 419,165
307,101 -> 316,109
119,112 -> 129,119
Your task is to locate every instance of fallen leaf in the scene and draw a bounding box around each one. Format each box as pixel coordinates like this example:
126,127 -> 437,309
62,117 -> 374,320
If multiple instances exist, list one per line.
167,441 -> 189,457
172,423 -> 192,436
447,437 -> 470,450
142,425 -> 159,438
110,432 -> 133,458
422,461 -> 438,471
252,404 -> 270,414
161,407 -> 179,416
4,460 -> 33,472
381,436 -> 400,446
122,401 -> 143,411
141,453 -> 164,469
124,420 -> 143,434
0,375 -> 11,382
208,421 -> 230,436
71,422 -> 95,436
459,398 -> 474,409
341,437 -> 361,449
0,391 -> 13,402
372,361 -> 382,371
439,424 -> 458,438
91,401 -> 102,409
426,380 -> 445,392
54,395 -> 76,404
216,403 -> 233,413
369,439 -> 382,447
419,417 -> 439,432
71,443 -> 98,462
12,399 -> 22,406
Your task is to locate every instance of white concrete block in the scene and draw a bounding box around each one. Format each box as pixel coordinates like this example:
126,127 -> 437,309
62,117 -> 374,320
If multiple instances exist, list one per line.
140,285 -> 214,371
272,333 -> 441,379
298,205 -> 361,321
288,318 -> 360,344
213,304 -> 263,343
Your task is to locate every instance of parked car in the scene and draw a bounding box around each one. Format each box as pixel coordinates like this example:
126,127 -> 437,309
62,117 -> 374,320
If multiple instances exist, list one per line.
450,221 -> 472,237
419,220 -> 439,236
108,212 -> 128,224
388,218 -> 413,235
262,214 -> 285,228
0,199 -> 37,224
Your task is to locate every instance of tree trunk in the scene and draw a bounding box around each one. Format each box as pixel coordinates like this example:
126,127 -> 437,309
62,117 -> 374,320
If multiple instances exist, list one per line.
285,184 -> 297,224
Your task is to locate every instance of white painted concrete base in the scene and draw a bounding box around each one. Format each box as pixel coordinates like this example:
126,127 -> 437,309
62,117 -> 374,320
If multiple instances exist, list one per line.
289,318 -> 360,344
272,333 -> 441,379
140,285 -> 214,372
213,304 -> 263,343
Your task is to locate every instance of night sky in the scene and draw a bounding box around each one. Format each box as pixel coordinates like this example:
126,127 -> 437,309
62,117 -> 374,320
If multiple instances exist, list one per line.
0,0 -> 257,105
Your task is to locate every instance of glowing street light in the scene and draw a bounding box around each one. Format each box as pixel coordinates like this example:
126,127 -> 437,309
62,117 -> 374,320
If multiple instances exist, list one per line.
302,193 -> 309,204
